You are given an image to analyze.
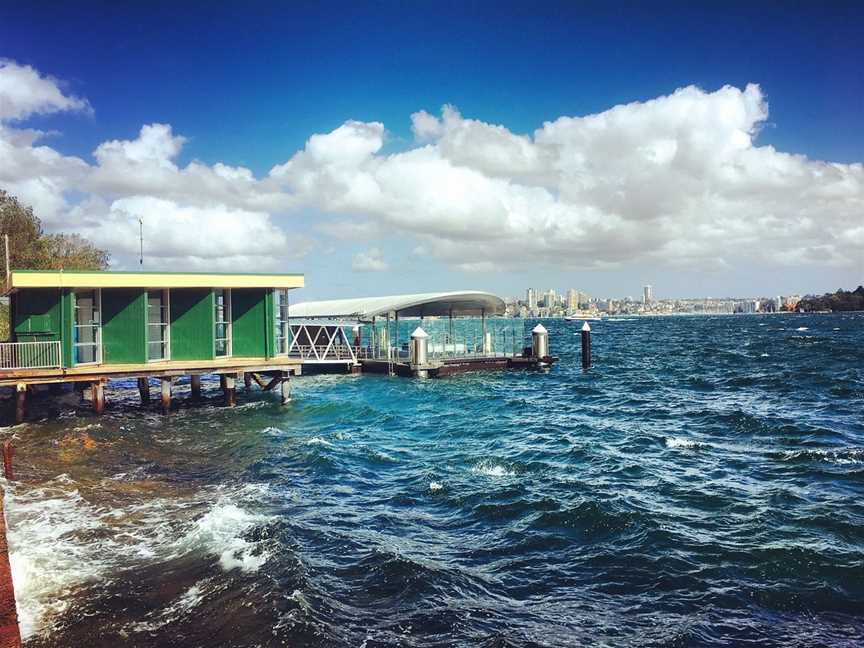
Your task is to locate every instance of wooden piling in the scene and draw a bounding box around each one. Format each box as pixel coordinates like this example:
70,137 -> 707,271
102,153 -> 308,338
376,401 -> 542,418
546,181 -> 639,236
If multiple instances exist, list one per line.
280,372 -> 292,405
92,381 -> 105,414
219,374 -> 227,391
190,374 -> 201,400
223,375 -> 236,407
243,372 -> 252,390
0,488 -> 22,648
13,387 -> 24,425
1,444 -> 11,482
160,378 -> 172,414
137,377 -> 150,404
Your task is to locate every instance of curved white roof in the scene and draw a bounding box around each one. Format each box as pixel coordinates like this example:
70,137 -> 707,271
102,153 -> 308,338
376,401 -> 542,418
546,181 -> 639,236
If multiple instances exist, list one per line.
290,291 -> 505,320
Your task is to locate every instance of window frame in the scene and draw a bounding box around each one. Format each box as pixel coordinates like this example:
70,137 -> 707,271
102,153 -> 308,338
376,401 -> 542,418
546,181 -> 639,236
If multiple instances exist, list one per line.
146,288 -> 171,362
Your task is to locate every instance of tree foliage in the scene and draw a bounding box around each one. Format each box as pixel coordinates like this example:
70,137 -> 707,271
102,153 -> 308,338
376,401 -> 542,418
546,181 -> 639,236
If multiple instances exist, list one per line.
0,189 -> 109,274
797,286 -> 864,312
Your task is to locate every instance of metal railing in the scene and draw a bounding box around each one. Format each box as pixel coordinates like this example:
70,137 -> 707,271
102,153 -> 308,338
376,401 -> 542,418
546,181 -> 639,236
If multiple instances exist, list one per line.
288,344 -> 356,362
0,341 -> 63,370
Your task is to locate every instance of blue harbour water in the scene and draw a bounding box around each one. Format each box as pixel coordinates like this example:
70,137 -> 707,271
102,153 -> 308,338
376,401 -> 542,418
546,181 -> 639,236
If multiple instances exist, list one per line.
4,314 -> 864,647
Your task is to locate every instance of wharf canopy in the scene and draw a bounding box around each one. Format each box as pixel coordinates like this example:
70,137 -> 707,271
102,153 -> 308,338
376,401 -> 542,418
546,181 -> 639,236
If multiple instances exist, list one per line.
290,291 -> 505,320
288,291 -> 526,364
2,270 -> 304,371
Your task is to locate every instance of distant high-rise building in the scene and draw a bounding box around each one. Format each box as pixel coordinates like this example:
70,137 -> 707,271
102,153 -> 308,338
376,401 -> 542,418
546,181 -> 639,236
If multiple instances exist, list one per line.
566,289 -> 579,311
545,289 -> 557,308
643,285 -> 653,304
526,288 -> 537,310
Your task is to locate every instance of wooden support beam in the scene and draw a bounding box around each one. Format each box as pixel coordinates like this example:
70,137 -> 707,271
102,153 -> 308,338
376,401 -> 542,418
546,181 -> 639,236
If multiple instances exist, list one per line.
243,372 -> 252,390
263,376 -> 281,392
223,375 -> 236,407
160,378 -> 172,414
137,377 -> 150,404
251,373 -> 267,389
280,372 -> 292,405
219,374 -> 227,391
190,374 -> 201,400
92,381 -> 105,415
13,386 -> 25,425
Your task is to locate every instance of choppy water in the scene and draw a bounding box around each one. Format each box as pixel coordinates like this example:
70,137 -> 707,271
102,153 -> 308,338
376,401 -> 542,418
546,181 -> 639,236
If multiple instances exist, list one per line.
2,314 -> 864,647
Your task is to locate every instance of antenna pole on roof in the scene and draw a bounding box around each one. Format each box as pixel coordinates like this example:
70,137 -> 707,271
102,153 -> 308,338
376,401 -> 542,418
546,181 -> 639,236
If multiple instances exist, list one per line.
138,218 -> 144,266
4,234 -> 9,283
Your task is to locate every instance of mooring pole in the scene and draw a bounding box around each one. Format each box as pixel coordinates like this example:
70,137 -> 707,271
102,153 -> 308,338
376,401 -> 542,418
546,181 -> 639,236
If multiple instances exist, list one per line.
2,442 -> 13,481
581,321 -> 592,370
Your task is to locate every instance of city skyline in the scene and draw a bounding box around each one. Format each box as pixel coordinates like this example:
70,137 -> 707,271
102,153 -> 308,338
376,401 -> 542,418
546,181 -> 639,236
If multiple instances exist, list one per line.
0,2 -> 862,299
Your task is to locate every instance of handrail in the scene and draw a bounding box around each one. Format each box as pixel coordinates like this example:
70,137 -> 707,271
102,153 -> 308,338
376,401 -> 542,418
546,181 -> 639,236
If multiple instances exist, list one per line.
0,340 -> 63,370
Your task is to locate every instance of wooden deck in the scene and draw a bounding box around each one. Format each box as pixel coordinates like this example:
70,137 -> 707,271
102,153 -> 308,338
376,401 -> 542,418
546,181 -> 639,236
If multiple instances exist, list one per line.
0,356 -> 302,387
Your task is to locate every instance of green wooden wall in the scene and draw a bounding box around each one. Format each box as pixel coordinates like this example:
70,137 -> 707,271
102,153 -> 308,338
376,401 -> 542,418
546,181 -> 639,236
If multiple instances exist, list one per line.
170,288 -> 214,360
231,288 -> 268,357
101,289 -> 147,364
12,288 -> 62,341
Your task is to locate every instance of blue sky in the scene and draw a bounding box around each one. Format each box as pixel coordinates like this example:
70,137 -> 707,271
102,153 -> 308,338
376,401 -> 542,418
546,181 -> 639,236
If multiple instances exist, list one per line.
1,2 -> 862,299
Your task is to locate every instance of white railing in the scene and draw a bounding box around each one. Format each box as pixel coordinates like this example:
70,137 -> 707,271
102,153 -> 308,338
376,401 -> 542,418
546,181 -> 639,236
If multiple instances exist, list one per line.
0,340 -> 63,370
288,344 -> 356,362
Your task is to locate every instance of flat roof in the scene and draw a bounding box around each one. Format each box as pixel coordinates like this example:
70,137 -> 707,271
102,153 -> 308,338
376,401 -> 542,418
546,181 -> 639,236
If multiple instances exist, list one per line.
290,291 -> 505,320
3,270 -> 304,293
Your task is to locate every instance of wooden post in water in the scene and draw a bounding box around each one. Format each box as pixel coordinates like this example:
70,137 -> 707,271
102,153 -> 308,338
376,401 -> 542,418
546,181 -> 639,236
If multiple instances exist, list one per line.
92,381 -> 105,414
243,372 -> 252,390
2,443 -> 12,481
223,375 -> 236,407
160,378 -> 172,414
190,375 -> 201,400
13,386 -> 25,425
137,377 -> 150,404
581,321 -> 591,370
0,487 -> 22,648
280,372 -> 292,405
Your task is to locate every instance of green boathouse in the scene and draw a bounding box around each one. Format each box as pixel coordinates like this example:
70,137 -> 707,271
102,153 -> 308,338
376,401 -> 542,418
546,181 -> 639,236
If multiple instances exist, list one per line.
0,271 -> 305,421
4,270 -> 303,369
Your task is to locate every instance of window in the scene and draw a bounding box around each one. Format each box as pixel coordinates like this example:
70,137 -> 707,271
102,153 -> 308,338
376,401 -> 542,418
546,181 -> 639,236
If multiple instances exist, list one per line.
73,289 -> 101,364
214,289 -> 231,356
274,289 -> 290,354
147,289 -> 169,361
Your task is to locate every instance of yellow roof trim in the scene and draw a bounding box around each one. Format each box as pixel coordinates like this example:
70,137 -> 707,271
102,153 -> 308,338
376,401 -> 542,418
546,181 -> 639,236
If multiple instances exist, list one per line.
7,271 -> 304,291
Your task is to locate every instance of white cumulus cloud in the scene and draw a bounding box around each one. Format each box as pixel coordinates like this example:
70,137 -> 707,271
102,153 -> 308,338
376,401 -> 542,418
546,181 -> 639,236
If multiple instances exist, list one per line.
0,60 -> 91,121
351,247 -> 389,272
0,59 -> 861,280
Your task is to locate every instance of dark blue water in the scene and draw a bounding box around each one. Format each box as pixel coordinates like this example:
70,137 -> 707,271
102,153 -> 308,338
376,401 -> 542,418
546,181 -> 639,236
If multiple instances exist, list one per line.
5,314 -> 864,647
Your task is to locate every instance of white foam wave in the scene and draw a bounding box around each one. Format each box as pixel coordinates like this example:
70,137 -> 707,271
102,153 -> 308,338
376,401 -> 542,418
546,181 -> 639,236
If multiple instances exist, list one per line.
472,461 -> 516,477
665,437 -> 702,449
429,481 -> 443,492
6,480 -> 273,639
795,327 -> 809,331
305,436 -> 333,447
784,448 -> 864,465
178,502 -> 271,573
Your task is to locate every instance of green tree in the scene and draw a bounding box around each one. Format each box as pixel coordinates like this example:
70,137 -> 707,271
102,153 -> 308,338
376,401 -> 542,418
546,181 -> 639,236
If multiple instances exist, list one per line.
1,189 -> 110,340
0,189 -> 110,274
0,189 -> 49,274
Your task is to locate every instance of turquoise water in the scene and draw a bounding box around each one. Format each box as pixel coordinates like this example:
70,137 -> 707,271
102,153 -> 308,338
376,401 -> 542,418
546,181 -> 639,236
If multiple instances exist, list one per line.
4,314 -> 864,647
